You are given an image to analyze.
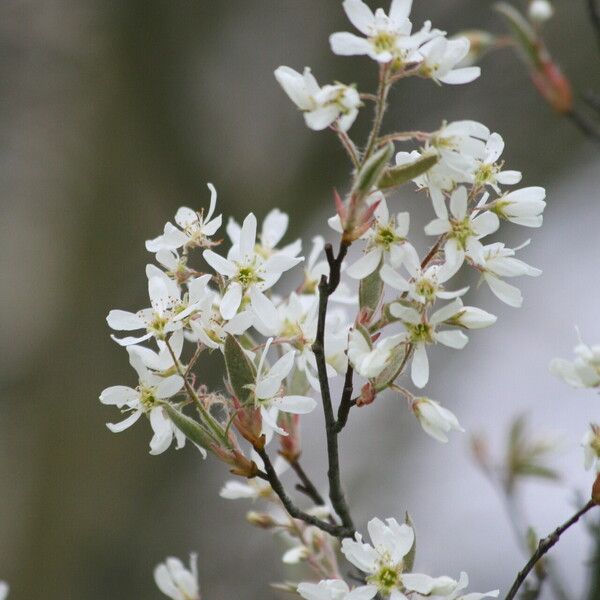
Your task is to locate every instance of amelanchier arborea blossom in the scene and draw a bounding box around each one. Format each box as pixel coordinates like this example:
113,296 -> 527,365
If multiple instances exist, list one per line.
98,0 -> 557,596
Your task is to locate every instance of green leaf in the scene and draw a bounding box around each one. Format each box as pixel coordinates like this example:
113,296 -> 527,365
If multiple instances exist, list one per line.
494,2 -> 540,67
378,153 -> 439,190
404,512 -> 416,571
373,344 -> 407,392
353,142 -> 395,196
224,334 -> 256,403
164,404 -> 216,451
359,264 -> 384,317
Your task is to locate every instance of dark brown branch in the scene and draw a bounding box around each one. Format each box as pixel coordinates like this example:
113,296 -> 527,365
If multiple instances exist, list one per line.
566,107 -> 600,145
334,365 -> 355,433
588,0 -> 600,49
505,500 -> 596,600
290,460 -> 326,507
254,446 -> 353,539
312,241 -> 355,533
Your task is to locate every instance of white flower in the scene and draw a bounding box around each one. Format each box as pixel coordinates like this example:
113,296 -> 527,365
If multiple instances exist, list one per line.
298,579 -> 378,600
396,120 -> 490,208
474,132 -> 522,192
389,299 -> 469,388
348,327 -> 405,379
275,66 -> 361,131
342,517 -> 436,599
203,213 -> 303,322
411,397 -> 464,442
342,194 -> 414,279
550,337 -> 600,389
492,186 -> 546,227
418,36 -> 480,85
107,269 -> 212,346
581,425 -> 600,472
146,183 -> 222,253
226,208 -> 302,261
380,244 -> 466,304
0,582 -> 8,600
478,241 -> 541,308
529,0 -> 554,23
99,347 -> 190,455
424,186 -> 499,267
154,554 -> 200,600
250,339 -> 317,437
329,0 -> 441,65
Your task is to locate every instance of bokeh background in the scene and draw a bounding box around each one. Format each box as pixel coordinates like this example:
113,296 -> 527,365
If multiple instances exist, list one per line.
1,0 -> 600,598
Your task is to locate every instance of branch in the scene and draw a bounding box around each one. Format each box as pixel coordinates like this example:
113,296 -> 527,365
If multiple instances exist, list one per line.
505,500 -> 596,600
566,107 -> 600,145
254,446 -> 353,539
589,0 -> 600,49
312,241 -> 355,533
290,459 -> 327,507
334,365 -> 355,433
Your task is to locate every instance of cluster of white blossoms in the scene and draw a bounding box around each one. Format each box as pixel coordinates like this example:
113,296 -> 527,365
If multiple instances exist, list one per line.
98,0 -> 551,597
552,334 -> 600,473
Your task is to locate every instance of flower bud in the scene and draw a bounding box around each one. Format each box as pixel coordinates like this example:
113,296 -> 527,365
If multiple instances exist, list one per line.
447,306 -> 497,329
279,413 -> 302,463
412,397 -> 464,443
528,0 -> 554,24
246,511 -> 277,529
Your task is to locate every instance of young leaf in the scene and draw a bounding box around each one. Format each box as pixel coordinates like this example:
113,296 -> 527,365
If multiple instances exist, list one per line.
224,334 -> 256,403
163,404 -> 215,454
373,344 -> 407,391
359,263 -> 384,318
379,153 -> 439,190
353,141 -> 394,196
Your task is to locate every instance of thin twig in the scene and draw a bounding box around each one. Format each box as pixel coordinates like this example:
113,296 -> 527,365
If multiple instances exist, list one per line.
254,446 -> 353,539
566,107 -> 600,145
588,0 -> 600,49
290,460 -> 326,506
312,241 -> 355,532
334,366 -> 355,433
504,500 -> 596,600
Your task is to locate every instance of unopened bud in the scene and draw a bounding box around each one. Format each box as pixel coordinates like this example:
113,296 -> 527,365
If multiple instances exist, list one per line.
247,511 -> 277,529
531,59 -> 573,114
529,0 -> 554,24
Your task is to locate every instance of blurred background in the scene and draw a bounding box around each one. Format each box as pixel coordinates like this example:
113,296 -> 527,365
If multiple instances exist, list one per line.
1,0 -> 600,598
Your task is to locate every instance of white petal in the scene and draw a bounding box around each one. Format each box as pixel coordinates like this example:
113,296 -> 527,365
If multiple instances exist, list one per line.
99,386 -> 138,407
106,410 -> 143,433
346,249 -> 382,279
250,288 -> 279,325
411,343 -> 429,388
156,375 -> 184,399
484,274 -> 523,307
273,395 -> 317,414
220,282 -> 243,319
239,213 -> 257,258
106,310 -> 144,331
436,329 -> 469,349
342,0 -> 374,34
202,249 -> 236,277
330,32 -> 372,56
439,66 -> 481,84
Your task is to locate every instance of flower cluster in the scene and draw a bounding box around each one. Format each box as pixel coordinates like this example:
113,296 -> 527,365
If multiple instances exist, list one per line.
98,0 -> 549,596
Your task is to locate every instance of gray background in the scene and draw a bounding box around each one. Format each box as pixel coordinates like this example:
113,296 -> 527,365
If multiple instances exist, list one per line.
1,1 -> 600,598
